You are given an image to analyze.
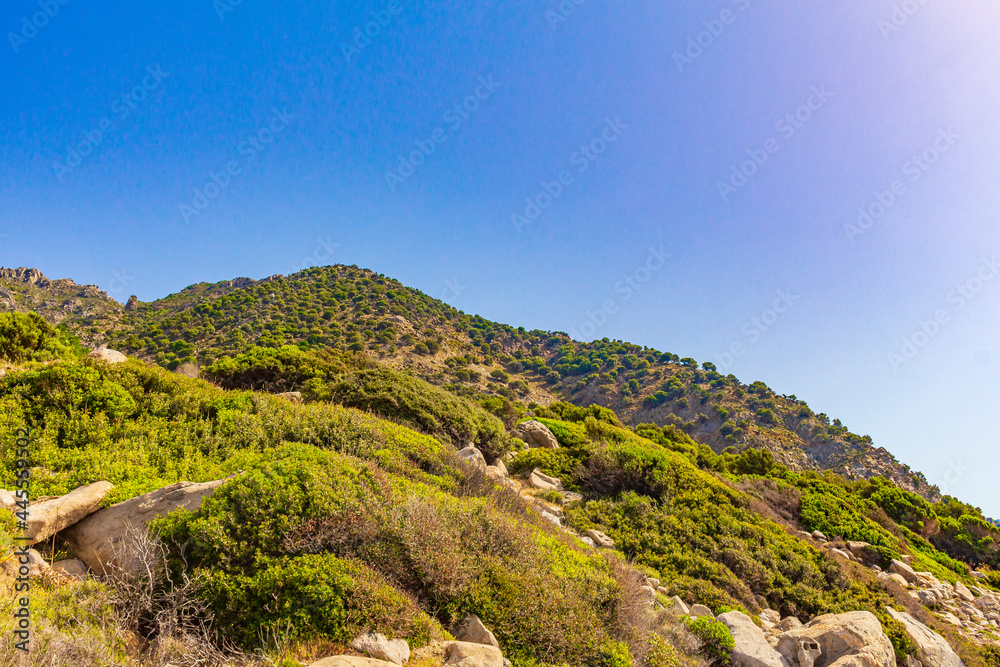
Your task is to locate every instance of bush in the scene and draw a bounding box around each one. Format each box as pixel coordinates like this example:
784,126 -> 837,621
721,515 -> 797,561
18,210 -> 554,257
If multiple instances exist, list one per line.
0,312 -> 79,364
686,617 -> 734,666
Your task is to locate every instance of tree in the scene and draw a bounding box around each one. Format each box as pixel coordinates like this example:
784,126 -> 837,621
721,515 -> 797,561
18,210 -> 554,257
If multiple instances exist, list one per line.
0,312 -> 77,363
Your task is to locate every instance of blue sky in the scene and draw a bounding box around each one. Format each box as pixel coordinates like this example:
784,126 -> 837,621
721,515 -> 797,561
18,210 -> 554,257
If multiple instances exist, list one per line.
3,1 -> 1000,514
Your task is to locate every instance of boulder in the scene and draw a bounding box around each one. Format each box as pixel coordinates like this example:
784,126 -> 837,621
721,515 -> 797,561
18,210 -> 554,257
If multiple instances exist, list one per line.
1,548 -> 49,579
888,574 -> 910,588
52,559 -> 89,580
974,594 -> 1000,616
0,488 -> 16,510
63,478 -> 229,574
718,611 -> 790,667
580,536 -> 595,548
310,658 -> 399,667
846,542 -> 871,557
830,549 -> 853,561
890,560 -> 920,585
453,615 -> 499,648
776,611 -> 894,667
811,530 -> 827,541
884,607 -> 964,667
492,459 -> 508,477
528,469 -> 563,492
87,346 -> 128,364
778,618 -> 803,632
760,610 -> 782,625
349,633 -> 410,665
691,604 -> 714,619
457,447 -> 487,470
445,641 -> 504,667
585,529 -> 615,549
559,491 -> 583,503
277,391 -> 304,404
952,582 -> 975,604
670,597 -> 690,616
25,481 -> 114,545
514,421 -> 559,449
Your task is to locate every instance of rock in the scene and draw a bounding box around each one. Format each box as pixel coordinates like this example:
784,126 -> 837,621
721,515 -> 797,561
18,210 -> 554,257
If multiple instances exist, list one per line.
585,529 -> 614,549
454,615 -> 499,648
87,346 -> 128,364
884,607 -> 963,667
646,577 -> 661,589
277,391 -> 304,404
514,421 -> 559,449
811,530 -> 827,541
51,559 -> 88,580
890,560 -> 920,585
916,572 -> 942,588
796,531 -> 814,540
888,573 -> 910,588
528,469 -> 563,491
691,604 -> 714,619
939,613 -> 962,628
310,658 -> 399,667
492,459 -> 508,477
24,481 -> 114,545
539,510 -> 561,527
953,582 -> 975,604
63,478 -> 229,574
457,447 -> 487,470
580,536 -> 595,548
901,555 -> 913,565
485,466 -> 507,481
349,633 -> 410,665
718,611 -> 790,667
0,488 -> 17,510
445,641 -> 504,667
776,611 -> 894,667
559,491 -> 583,503
124,295 -> 139,311
974,594 -> 999,616
830,549 -> 853,561
760,610 -> 782,625
670,596 -> 690,616
778,618 -> 803,632
1,548 -> 49,579
971,571 -> 987,581
917,590 -> 940,607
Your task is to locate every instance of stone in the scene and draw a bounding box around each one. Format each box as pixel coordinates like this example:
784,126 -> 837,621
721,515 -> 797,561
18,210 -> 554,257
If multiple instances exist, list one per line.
846,542 -> 871,557
939,613 -> 962,627
580,536 -> 595,548
776,611 -> 894,667
760,610 -> 782,625
63,478 -> 229,574
970,571 -> 987,581
349,633 -> 410,665
513,421 -> 559,449
916,572 -> 942,588
310,658 -> 398,667
888,574 -> 910,588
1,548 -> 49,579
277,391 -> 304,404
777,618 -> 803,632
528,469 -> 563,491
457,447 -> 487,470
24,481 -> 114,545
445,641 -> 504,667
0,488 -> 16,510
646,577 -> 661,589
87,346 -> 128,364
796,531 -> 814,541
890,560 -> 920,585
884,607 -> 963,667
690,604 -> 714,619
539,510 -> 561,527
917,590 -> 939,607
454,615 -> 499,648
670,596 -> 690,616
52,559 -> 88,580
718,611 -> 790,667
811,530 -> 827,541
585,529 -> 614,549
974,594 -> 999,616
901,555 -> 913,565
953,582 -> 975,604
492,459 -> 508,477
831,549 -> 853,561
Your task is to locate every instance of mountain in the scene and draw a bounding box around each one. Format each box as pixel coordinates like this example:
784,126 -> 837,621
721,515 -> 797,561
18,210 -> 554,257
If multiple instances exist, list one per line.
0,264 -> 939,500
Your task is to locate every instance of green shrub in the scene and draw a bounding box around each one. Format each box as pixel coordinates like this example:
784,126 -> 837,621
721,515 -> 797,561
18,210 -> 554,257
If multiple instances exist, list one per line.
0,312 -> 80,364
686,617 -> 734,666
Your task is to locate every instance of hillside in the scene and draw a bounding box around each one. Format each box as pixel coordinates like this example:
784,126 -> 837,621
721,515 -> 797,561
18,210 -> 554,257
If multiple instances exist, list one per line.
0,313 -> 999,667
0,265 -> 939,500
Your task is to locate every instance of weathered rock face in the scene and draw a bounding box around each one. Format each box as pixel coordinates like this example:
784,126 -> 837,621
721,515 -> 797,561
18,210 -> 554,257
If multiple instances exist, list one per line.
25,481 -> 114,545
453,615 -> 500,648
776,611 -> 894,667
884,608 -> 964,667
349,632 -> 410,665
718,611 -> 790,667
62,478 -> 229,574
528,469 -> 563,491
514,421 -> 559,449
444,641 -> 504,667
124,295 -> 139,311
457,446 -> 487,470
87,346 -> 128,364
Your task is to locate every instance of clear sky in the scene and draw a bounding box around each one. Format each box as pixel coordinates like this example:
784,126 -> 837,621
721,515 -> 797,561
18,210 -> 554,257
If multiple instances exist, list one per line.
3,1 -> 1000,514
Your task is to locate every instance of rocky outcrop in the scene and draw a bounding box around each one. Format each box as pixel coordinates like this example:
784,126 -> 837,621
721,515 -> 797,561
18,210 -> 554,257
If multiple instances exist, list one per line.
87,346 -> 128,364
25,481 -> 114,545
349,633 -> 410,665
775,611 -> 894,667
453,615 -> 500,648
528,469 -> 563,491
63,478 -> 229,574
514,421 -> 559,449
718,611 -> 790,667
884,607 -> 964,667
